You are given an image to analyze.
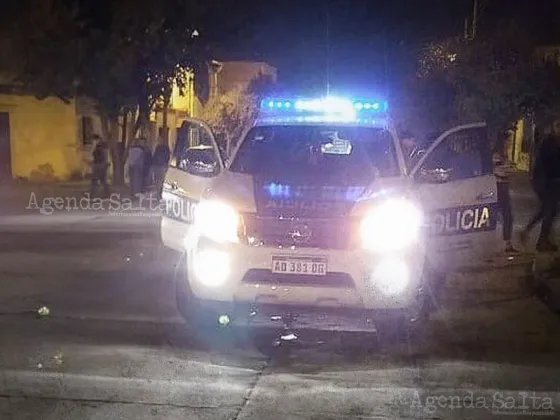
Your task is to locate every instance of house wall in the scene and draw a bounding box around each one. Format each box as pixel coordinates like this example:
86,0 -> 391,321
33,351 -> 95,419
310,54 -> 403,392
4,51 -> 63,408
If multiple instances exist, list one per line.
506,117 -> 538,173
217,61 -> 277,95
0,94 -> 80,180
508,119 -> 532,172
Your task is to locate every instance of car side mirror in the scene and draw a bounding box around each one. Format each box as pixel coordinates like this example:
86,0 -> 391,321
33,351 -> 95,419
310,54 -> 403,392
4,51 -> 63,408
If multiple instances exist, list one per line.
179,147 -> 219,177
417,167 -> 453,184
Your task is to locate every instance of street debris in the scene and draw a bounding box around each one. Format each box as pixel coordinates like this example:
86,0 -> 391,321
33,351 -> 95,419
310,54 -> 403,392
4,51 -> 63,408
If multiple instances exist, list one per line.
53,350 -> 64,366
37,306 -> 50,317
280,333 -> 298,341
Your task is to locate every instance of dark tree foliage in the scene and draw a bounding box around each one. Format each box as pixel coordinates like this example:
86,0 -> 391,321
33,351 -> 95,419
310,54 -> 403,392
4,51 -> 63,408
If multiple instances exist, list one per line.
412,20 -> 560,145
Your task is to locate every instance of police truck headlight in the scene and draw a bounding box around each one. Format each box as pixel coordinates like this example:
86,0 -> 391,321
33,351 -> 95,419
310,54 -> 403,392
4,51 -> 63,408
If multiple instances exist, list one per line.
193,249 -> 230,287
195,200 -> 240,243
360,199 -> 422,252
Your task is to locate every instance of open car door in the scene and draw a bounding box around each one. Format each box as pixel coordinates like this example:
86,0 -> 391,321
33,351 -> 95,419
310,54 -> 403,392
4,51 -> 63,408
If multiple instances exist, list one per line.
410,123 -> 500,272
161,118 -> 223,250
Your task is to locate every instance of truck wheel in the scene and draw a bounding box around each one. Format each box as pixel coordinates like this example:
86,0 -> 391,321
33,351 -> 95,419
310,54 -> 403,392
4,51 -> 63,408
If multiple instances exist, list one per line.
174,254 -> 235,349
175,253 -> 196,320
335,331 -> 379,358
422,259 -> 446,314
377,285 -> 431,353
377,315 -> 427,355
250,330 -> 290,359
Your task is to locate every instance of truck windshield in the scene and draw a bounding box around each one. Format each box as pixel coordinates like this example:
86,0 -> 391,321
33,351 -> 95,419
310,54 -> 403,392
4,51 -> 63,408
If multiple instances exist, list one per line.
230,125 -> 400,183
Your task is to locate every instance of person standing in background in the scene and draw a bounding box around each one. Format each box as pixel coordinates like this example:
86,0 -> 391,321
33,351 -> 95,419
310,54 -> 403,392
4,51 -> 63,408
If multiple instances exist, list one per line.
152,137 -> 171,200
141,139 -> 153,192
521,123 -> 560,251
493,131 -> 518,254
89,136 -> 110,198
128,139 -> 145,198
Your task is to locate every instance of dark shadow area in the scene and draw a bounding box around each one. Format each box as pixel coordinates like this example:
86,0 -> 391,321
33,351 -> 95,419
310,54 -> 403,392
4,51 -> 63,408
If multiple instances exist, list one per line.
0,231 -> 157,253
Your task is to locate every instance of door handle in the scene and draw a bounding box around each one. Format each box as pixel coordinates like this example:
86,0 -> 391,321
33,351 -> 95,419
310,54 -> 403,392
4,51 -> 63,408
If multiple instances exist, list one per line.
476,192 -> 494,201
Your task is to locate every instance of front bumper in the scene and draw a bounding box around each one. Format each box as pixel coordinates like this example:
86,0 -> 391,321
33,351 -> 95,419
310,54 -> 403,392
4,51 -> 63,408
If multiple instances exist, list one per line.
163,216 -> 426,311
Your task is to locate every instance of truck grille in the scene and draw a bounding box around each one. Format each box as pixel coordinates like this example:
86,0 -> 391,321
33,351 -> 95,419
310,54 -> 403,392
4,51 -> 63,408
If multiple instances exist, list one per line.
242,269 -> 355,288
241,213 -> 358,250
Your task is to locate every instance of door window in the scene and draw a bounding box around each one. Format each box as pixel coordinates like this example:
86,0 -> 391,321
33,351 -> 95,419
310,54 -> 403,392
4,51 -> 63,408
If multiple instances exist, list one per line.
417,126 -> 492,183
171,120 -> 221,177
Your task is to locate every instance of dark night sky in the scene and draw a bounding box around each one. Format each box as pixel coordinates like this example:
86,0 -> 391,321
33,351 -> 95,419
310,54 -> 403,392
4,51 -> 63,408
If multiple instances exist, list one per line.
210,0 -> 560,96
6,0 -> 558,97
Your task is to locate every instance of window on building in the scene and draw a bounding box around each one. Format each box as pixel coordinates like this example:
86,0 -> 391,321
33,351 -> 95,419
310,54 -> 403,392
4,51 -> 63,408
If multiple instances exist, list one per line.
81,117 -> 94,146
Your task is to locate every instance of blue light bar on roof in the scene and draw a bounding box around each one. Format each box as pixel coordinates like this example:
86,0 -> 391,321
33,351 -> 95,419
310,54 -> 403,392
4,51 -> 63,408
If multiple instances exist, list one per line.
352,100 -> 388,111
257,96 -> 388,126
260,97 -> 388,113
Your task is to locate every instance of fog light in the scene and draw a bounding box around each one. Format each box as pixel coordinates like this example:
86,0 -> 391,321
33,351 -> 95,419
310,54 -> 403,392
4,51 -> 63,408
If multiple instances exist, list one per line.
193,249 -> 230,287
373,258 -> 409,295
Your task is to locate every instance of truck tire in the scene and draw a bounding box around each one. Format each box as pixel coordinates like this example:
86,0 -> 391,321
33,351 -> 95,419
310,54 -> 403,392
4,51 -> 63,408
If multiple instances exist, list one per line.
376,259 -> 435,352
174,254 -> 235,348
422,258 -> 446,314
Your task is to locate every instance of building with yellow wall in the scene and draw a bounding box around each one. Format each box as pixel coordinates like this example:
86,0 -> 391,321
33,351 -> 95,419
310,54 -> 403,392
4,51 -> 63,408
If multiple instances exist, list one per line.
0,94 -> 82,181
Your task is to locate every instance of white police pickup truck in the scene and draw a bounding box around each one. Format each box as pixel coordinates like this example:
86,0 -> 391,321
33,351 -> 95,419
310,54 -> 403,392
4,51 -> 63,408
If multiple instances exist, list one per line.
161,96 -> 499,341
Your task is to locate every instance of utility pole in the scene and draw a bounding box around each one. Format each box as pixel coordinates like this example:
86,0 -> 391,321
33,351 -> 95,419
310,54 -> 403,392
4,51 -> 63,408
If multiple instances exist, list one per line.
464,0 -> 478,40
472,0 -> 478,39
325,3 -> 331,96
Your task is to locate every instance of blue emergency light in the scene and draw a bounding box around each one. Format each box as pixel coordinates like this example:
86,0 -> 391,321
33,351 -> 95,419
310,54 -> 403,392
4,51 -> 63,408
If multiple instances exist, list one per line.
260,97 -> 388,112
256,96 -> 388,126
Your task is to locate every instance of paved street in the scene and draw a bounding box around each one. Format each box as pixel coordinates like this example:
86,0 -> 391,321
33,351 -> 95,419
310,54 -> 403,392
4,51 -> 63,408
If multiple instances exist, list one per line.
0,183 -> 560,419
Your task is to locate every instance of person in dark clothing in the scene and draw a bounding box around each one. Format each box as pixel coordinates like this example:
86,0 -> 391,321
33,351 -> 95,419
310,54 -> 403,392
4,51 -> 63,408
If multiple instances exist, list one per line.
152,137 -> 171,200
521,127 -> 560,251
493,132 -> 518,254
89,137 -> 110,197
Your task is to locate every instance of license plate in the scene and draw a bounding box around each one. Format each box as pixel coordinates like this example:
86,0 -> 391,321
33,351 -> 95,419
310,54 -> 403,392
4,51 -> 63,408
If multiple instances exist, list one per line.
271,256 -> 327,276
